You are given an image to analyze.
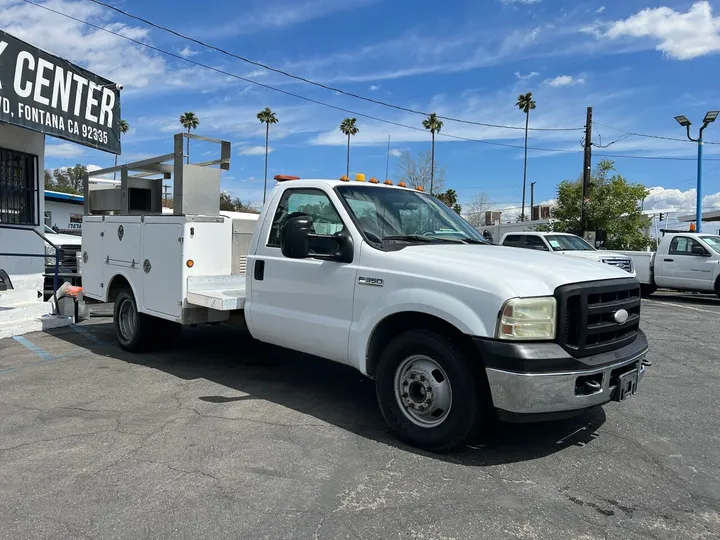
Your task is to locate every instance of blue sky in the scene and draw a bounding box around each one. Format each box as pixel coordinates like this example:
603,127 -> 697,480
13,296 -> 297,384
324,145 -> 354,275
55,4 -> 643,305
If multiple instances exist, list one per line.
3,0 -> 720,223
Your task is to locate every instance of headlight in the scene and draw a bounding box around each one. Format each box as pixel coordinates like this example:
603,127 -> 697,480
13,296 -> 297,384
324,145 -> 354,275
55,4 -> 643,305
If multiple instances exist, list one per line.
497,296 -> 556,341
44,244 -> 55,266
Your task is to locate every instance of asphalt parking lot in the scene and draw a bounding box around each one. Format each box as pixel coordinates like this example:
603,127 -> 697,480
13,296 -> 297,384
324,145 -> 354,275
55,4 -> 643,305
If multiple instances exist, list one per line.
1,293 -> 719,540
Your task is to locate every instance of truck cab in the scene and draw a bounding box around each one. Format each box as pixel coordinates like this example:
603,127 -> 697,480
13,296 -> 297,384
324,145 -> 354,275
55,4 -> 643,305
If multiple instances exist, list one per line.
500,231 -> 635,276
80,134 -> 651,452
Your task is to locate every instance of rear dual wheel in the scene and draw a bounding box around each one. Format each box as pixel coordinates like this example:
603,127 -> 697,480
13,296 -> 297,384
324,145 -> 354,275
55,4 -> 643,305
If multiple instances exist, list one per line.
375,330 -> 491,452
114,288 -> 180,352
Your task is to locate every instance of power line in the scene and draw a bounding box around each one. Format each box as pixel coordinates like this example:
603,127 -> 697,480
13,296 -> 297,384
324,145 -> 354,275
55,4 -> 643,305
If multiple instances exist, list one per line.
593,121 -> 720,146
83,0 -> 583,133
20,0 -> 581,155
22,0 -> 720,163
593,152 -> 720,161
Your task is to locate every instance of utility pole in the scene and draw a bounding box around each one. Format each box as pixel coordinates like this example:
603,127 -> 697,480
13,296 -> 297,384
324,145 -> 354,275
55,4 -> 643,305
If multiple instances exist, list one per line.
530,182 -> 536,220
580,106 -> 593,236
385,135 -> 390,181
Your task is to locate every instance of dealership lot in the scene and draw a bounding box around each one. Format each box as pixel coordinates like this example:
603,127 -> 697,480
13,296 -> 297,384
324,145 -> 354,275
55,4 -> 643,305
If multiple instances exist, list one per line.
1,294 -> 719,540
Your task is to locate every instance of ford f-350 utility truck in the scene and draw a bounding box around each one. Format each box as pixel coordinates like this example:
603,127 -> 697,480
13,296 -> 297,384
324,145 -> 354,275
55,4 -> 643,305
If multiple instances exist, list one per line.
80,134 -> 651,452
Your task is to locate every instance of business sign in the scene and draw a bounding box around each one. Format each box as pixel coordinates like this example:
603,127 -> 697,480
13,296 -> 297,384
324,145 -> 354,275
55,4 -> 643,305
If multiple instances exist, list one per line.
0,30 -> 121,154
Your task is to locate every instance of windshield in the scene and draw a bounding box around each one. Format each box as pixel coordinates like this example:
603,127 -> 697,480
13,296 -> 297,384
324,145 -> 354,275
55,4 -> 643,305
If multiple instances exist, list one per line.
545,234 -> 596,251
44,225 -> 57,234
335,185 -> 488,246
700,235 -> 720,253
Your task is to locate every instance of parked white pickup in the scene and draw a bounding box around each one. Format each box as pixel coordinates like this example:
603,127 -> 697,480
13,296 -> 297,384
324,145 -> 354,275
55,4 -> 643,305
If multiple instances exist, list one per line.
618,232 -> 720,296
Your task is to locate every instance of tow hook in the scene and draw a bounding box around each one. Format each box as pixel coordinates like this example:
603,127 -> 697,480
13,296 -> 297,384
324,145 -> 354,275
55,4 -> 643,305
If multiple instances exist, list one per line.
641,359 -> 652,367
584,380 -> 602,392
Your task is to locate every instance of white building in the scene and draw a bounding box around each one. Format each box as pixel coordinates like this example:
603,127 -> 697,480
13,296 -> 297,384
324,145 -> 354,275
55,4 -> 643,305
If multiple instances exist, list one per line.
0,29 -> 121,338
44,190 -> 84,234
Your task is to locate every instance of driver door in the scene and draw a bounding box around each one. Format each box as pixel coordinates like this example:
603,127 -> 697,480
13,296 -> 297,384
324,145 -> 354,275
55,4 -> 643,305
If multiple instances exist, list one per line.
247,187 -> 358,364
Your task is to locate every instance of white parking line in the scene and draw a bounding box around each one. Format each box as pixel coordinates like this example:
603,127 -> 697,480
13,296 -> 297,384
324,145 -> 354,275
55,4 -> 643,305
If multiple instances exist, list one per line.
645,299 -> 720,315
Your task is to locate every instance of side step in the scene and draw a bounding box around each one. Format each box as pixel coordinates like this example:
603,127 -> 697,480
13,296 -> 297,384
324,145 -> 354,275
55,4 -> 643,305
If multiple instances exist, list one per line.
186,275 -> 246,311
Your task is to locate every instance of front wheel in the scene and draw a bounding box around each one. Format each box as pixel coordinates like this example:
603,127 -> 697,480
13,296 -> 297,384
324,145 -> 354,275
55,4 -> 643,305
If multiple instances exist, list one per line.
375,330 -> 489,452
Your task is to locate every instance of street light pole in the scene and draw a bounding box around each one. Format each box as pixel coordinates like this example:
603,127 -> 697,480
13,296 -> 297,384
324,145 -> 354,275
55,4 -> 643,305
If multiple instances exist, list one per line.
674,111 -> 719,233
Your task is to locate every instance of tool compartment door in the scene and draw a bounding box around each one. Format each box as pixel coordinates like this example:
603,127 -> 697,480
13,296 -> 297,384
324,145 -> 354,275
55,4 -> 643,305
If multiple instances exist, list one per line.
141,222 -> 184,318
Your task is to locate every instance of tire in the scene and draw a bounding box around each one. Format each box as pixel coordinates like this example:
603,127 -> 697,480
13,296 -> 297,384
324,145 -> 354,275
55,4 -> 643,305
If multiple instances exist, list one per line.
640,284 -> 657,297
375,330 -> 489,452
114,288 -> 156,352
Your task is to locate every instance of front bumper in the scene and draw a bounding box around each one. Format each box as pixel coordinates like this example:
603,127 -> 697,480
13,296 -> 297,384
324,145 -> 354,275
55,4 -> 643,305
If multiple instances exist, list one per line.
475,330 -> 649,417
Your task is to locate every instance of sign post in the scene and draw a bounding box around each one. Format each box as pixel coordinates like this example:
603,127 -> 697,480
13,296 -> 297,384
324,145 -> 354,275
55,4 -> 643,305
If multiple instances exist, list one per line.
0,30 -> 121,155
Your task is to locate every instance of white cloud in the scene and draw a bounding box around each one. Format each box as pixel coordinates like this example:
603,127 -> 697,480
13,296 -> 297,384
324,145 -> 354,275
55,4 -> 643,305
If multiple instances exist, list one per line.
240,146 -> 273,156
45,143 -> 86,158
544,75 -> 585,87
500,0 -> 542,4
644,186 -> 720,213
369,85 -> 381,91
206,0 -> 380,38
602,1 -> 720,60
177,46 -> 199,58
596,6 -> 606,14
515,71 -> 539,80
389,149 -> 403,157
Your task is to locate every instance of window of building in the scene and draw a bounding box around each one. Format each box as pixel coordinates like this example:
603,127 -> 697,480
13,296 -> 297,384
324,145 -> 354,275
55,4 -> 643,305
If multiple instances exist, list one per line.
0,148 -> 39,226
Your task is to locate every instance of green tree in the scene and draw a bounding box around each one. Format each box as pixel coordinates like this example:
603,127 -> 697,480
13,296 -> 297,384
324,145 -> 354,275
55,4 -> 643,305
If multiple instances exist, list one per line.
219,191 -> 258,213
436,188 -> 462,214
179,112 -> 200,164
114,119 -> 130,180
422,112 -> 443,195
339,118 -> 359,178
540,160 -> 651,250
257,107 -> 279,204
44,164 -> 87,194
516,92 -> 536,222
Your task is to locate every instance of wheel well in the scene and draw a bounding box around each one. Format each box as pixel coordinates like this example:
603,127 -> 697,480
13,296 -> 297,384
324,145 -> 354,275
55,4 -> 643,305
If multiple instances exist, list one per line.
365,312 -> 472,377
107,275 -> 131,303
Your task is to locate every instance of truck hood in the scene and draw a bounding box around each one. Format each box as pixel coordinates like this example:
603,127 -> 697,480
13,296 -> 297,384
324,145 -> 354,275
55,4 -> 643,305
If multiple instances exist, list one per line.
47,233 -> 82,246
555,250 -> 628,261
394,244 -> 629,297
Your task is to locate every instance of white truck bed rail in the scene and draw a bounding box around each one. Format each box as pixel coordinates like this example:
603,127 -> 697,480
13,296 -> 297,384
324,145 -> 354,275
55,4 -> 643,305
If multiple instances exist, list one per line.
186,275 -> 246,311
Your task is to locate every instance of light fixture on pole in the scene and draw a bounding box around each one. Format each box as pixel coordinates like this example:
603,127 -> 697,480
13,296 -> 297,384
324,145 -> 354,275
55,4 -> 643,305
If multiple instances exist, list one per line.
675,111 -> 719,233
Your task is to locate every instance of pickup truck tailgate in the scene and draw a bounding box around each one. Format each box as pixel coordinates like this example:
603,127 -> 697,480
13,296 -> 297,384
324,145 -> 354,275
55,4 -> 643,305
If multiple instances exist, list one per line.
186,275 -> 246,311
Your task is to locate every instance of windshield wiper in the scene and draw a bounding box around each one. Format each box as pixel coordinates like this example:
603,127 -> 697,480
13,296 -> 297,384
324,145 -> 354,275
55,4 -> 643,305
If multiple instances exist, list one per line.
455,237 -> 487,244
383,235 -> 434,243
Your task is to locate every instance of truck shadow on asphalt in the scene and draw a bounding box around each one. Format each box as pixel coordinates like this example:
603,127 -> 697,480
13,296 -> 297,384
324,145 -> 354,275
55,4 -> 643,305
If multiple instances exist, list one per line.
51,322 -> 607,466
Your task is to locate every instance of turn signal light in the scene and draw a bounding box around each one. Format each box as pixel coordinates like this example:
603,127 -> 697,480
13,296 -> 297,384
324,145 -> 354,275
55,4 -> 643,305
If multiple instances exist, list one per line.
415,186 -> 424,192
186,260 -> 195,268
369,177 -> 379,184
384,179 -> 393,185
397,181 -> 407,187
340,175 -> 350,182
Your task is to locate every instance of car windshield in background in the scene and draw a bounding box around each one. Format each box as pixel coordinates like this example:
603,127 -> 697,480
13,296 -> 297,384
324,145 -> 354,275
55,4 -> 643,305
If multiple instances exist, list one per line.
545,234 -> 595,251
335,185 -> 488,246
700,235 -> 720,253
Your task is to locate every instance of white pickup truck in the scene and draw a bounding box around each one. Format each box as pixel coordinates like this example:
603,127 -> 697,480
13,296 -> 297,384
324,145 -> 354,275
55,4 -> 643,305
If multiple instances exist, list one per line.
618,232 -> 720,297
79,134 -> 651,452
500,231 -> 635,276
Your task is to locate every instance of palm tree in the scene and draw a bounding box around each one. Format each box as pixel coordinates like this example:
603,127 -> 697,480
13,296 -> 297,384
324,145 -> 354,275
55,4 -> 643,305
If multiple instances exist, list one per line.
113,119 -> 129,181
422,113 -> 443,195
179,112 -> 200,164
516,92 -> 536,221
257,107 -> 279,204
339,118 -> 359,178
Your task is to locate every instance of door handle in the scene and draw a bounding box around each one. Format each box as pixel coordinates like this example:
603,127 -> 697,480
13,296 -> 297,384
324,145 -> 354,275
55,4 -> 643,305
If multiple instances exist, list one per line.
254,260 -> 265,281
664,258 -> 674,262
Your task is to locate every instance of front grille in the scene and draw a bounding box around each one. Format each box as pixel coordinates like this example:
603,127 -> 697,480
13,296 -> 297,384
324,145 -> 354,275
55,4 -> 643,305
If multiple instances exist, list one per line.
555,278 -> 640,357
601,257 -> 633,273
60,244 -> 80,270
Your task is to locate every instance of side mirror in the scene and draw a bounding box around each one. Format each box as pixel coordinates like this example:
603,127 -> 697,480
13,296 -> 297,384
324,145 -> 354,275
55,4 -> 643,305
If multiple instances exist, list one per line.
332,229 -> 354,264
691,245 -> 707,256
281,214 -> 312,259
